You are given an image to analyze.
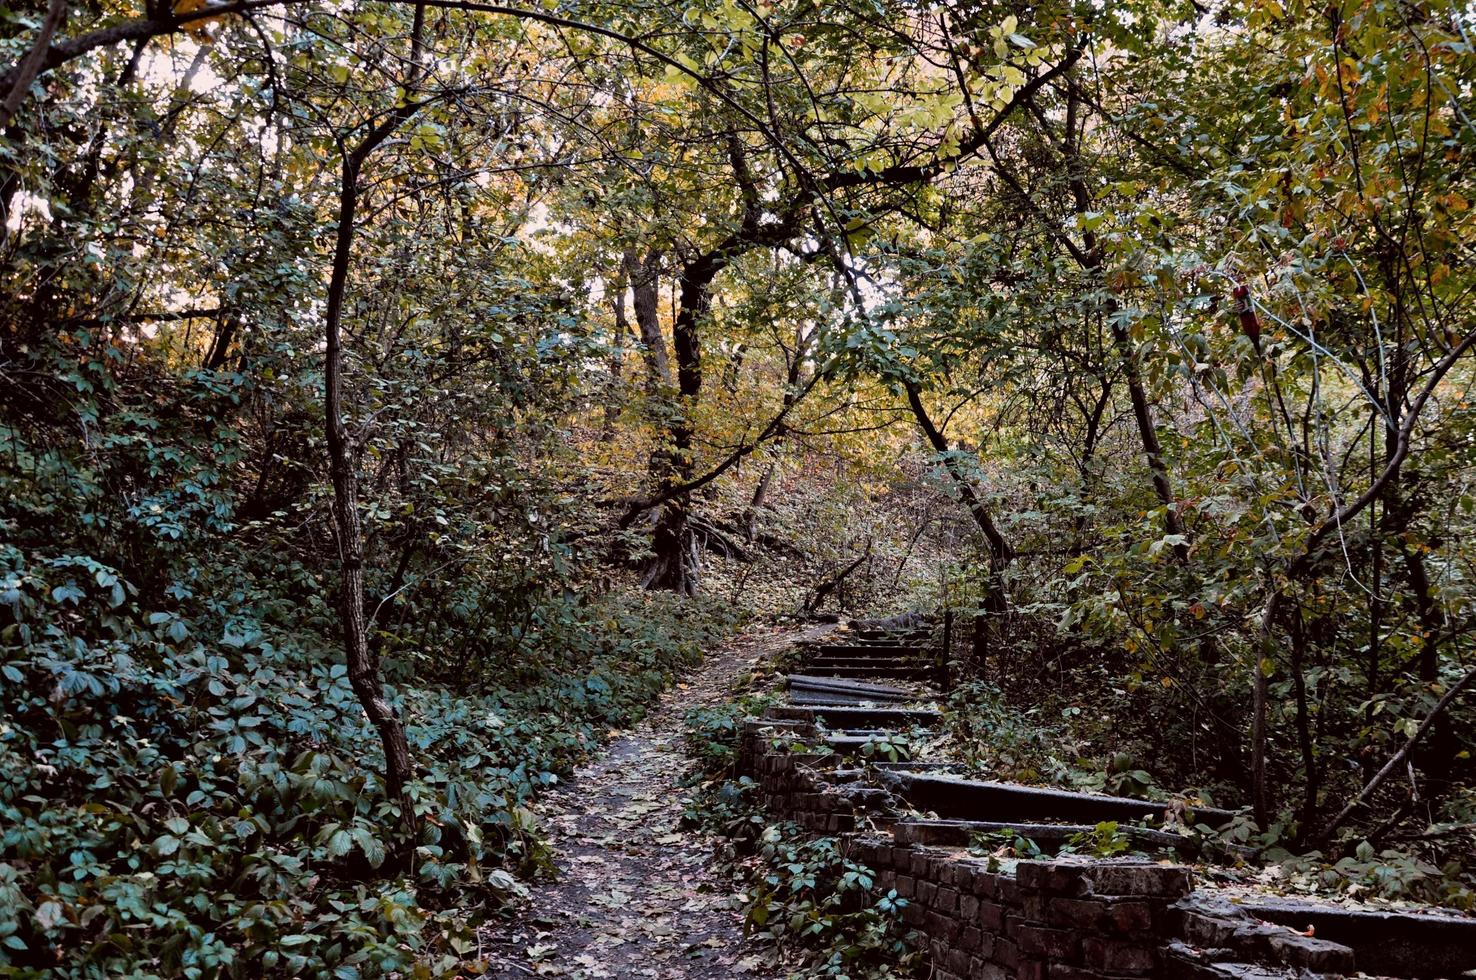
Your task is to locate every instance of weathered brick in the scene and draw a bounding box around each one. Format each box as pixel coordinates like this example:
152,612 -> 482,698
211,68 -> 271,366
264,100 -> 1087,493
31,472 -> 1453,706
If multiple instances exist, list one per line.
893,874 -> 915,898
1015,922 -> 1080,960
1047,966 -> 1120,980
965,864 -> 1000,898
917,880 -> 937,906
930,910 -> 962,942
1085,862 -> 1193,898
959,893 -> 979,920
1176,909 -> 1245,947
1267,932 -> 1356,973
1018,960 -> 1048,980
1017,861 -> 1092,897
970,957 -> 1008,980
1081,936 -> 1155,974
1045,896 -> 1106,930
977,899 -> 1006,931
1103,898 -> 1154,934
934,885 -> 959,914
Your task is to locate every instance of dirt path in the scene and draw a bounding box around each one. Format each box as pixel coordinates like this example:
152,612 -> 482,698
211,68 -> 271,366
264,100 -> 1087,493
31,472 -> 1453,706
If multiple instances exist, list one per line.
480,623 -> 834,979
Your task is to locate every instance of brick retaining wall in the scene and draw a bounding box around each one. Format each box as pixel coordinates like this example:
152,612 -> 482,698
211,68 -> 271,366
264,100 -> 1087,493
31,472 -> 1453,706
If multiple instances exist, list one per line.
736,717 -> 1395,979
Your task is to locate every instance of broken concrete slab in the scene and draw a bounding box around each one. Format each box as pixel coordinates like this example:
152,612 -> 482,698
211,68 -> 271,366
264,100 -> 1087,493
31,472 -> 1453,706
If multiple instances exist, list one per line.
880,771 -> 1186,824
1192,893 -> 1476,978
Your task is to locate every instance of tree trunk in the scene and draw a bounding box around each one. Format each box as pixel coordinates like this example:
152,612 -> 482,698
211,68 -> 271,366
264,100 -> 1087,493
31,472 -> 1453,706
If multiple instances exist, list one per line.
319,4 -> 426,858
601,261 -> 629,441
324,151 -> 417,856
1107,313 -> 1187,550
804,540 -> 872,613
0,0 -> 68,131
744,460 -> 777,540
625,248 -> 669,390
639,249 -> 717,595
1061,73 -> 1187,552
903,379 -> 1011,624
640,501 -> 698,596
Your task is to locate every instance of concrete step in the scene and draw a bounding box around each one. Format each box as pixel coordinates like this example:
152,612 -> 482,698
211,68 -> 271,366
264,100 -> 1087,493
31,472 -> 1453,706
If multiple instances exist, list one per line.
767,705 -> 942,728
880,771 -> 1225,825
824,733 -> 935,757
891,818 -> 1192,854
1160,945 -> 1310,980
791,690 -> 872,706
801,664 -> 935,680
814,644 -> 931,658
849,628 -> 932,643
832,761 -> 958,775
1189,894 -> 1476,978
808,655 -> 909,670
787,674 -> 915,704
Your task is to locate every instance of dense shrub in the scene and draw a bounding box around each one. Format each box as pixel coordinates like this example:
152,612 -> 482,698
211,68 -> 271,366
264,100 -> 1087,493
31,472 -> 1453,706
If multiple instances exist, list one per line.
0,354 -> 743,976
682,702 -> 920,978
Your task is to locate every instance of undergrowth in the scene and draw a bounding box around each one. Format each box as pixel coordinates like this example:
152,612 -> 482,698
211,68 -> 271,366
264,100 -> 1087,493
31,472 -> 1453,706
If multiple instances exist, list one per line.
682,700 -> 923,979
1,521 -> 741,977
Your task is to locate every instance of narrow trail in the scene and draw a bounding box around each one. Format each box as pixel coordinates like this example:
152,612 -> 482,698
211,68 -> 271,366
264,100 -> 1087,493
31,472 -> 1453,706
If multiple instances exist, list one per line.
481,623 -> 835,979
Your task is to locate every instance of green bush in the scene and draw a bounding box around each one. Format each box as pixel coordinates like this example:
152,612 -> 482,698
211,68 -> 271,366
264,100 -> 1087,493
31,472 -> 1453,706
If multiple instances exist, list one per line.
0,397 -> 742,976
743,825 -> 921,979
682,702 -> 921,978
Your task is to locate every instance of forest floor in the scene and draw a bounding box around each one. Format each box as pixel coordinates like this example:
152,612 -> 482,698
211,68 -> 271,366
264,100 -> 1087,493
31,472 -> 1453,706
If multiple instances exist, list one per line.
479,622 -> 835,978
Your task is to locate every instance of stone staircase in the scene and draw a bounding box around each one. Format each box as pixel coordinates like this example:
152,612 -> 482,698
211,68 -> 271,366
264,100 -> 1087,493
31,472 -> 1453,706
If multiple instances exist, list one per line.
735,621 -> 1476,980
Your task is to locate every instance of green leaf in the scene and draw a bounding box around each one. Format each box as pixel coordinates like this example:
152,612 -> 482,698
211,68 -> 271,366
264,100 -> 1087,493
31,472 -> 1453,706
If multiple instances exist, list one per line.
327,829 -> 353,857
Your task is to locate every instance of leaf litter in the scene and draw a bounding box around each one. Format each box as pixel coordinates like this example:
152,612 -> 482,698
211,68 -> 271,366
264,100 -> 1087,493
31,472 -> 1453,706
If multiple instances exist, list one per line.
480,625 -> 835,978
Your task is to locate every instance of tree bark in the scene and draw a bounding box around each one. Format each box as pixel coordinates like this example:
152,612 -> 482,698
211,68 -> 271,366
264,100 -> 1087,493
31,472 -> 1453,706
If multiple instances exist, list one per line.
601,261 -> 629,441
639,247 -> 720,594
1107,313 -> 1187,548
625,248 -> 669,390
1250,588 -> 1280,826
321,4 -> 427,858
903,379 -> 1011,623
744,460 -> 776,540
804,540 -> 872,613
325,150 -> 418,854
